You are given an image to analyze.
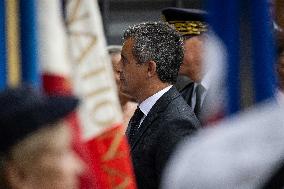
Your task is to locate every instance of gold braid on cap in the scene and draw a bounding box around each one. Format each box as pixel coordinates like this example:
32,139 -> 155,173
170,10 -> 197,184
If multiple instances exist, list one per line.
168,21 -> 208,35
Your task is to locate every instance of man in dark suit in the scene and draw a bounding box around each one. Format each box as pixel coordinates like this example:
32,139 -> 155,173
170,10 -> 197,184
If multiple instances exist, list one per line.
162,8 -> 209,121
119,22 -> 200,189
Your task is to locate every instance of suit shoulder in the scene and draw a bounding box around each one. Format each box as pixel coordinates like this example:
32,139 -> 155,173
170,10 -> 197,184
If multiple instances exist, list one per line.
160,95 -> 200,128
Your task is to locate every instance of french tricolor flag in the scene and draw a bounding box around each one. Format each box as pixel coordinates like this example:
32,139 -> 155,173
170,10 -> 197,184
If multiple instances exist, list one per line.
37,0 -> 137,189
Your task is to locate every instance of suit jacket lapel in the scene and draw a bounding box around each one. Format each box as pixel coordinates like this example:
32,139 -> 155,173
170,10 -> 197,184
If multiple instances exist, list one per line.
180,82 -> 195,107
130,87 -> 180,151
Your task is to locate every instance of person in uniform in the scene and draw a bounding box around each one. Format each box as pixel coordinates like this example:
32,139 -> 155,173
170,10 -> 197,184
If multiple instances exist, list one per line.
162,8 -> 209,121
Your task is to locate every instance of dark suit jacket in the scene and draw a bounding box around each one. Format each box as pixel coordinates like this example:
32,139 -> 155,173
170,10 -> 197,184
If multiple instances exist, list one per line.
128,87 -> 200,189
179,81 -> 195,107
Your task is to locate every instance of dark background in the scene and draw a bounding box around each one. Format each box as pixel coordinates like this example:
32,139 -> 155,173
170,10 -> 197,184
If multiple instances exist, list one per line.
97,0 -> 272,109
98,0 -> 203,45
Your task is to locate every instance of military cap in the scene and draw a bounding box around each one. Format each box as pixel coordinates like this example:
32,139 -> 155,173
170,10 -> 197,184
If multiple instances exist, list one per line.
0,85 -> 79,154
162,7 -> 208,36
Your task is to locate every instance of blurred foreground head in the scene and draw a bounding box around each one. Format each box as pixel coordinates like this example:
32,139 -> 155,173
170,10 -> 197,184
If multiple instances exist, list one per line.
0,86 -> 84,189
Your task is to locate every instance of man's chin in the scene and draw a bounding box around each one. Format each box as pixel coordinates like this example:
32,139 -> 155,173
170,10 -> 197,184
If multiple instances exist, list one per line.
120,89 -> 130,96
120,91 -> 136,102
119,86 -> 129,95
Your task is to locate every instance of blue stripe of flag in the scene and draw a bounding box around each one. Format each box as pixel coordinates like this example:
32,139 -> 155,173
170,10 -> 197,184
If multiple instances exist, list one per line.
0,0 -> 6,90
19,0 -> 40,87
249,0 -> 276,102
207,0 -> 241,115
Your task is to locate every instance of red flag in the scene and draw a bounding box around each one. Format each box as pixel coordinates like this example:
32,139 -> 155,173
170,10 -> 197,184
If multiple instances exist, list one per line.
36,1 -> 97,188
64,0 -> 137,188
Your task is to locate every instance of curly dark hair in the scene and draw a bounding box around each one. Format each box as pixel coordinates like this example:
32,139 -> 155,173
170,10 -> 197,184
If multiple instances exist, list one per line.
123,22 -> 184,84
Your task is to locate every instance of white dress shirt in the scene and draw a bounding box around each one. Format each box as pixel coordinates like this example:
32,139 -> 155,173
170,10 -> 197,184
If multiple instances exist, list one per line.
138,85 -> 173,127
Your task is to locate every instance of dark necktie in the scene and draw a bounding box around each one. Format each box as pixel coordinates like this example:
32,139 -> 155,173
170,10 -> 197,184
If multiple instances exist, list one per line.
194,84 -> 205,119
127,107 -> 144,145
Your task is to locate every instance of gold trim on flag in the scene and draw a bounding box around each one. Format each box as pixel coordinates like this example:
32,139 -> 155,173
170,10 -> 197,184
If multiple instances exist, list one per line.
6,0 -> 21,87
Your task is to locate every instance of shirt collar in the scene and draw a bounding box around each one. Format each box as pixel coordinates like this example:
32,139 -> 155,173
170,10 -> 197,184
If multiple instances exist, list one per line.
139,85 -> 173,116
200,72 -> 210,91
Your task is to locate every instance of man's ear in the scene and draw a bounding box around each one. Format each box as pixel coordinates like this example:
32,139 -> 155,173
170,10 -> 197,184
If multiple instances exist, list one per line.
5,161 -> 28,189
147,60 -> 157,77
